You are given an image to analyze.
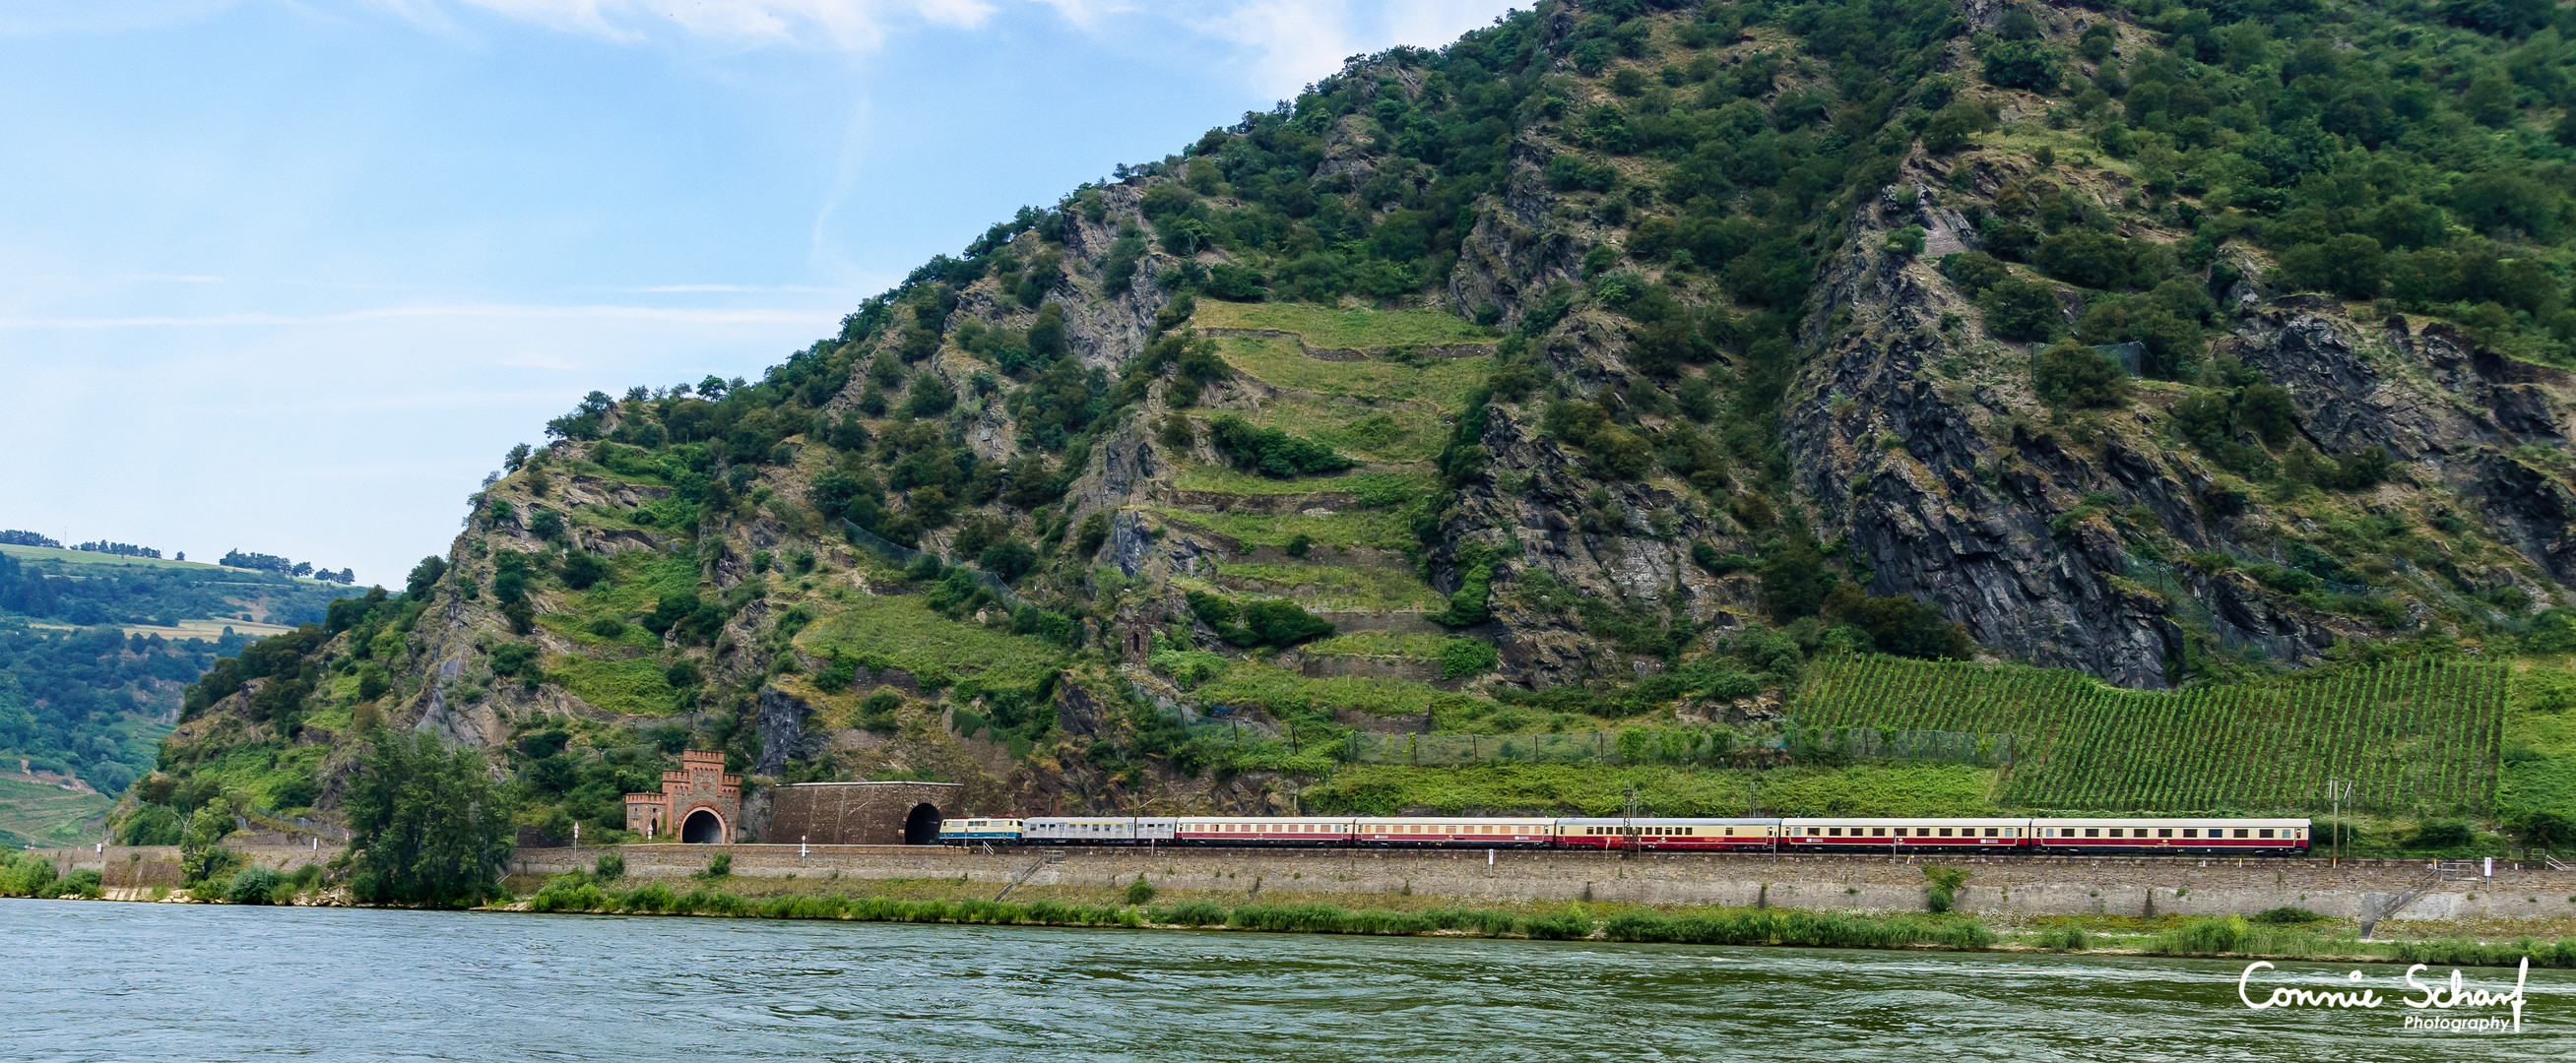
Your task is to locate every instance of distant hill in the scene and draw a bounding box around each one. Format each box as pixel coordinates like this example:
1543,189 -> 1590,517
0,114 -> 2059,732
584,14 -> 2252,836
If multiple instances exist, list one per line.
0,541 -> 364,798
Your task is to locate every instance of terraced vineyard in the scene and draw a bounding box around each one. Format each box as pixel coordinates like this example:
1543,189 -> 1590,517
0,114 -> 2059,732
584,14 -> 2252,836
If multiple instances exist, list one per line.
1794,657 -> 2508,816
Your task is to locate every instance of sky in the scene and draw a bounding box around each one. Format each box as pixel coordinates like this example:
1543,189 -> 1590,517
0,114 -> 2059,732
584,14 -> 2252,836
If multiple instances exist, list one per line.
0,0 -> 1518,585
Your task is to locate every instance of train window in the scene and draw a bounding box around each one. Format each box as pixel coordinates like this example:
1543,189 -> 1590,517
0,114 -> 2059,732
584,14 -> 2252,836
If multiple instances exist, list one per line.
1828,828 -> 1842,837
2107,829 -> 2122,838
2181,829 -> 2197,838
2233,829 -> 2249,839
2258,829 -> 2274,839
2157,828 -> 2172,838
1871,827 -> 1887,837
1723,827 -> 1735,837
1935,828 -> 1951,837
2084,829 -> 2099,838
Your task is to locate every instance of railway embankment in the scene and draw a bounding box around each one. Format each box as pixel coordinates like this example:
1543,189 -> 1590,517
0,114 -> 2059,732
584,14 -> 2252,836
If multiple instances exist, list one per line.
41,844 -> 2576,922
486,844 -> 2576,922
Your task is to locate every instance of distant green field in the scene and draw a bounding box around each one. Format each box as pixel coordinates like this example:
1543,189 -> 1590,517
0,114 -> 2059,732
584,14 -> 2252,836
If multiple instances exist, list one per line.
0,543 -> 346,585
1794,657 -> 2508,816
0,543 -> 218,572
1192,301 -> 1501,350
0,776 -> 113,846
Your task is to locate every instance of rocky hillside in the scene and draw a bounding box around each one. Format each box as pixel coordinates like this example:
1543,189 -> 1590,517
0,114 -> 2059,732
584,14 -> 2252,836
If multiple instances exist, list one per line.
129,0 -> 2576,839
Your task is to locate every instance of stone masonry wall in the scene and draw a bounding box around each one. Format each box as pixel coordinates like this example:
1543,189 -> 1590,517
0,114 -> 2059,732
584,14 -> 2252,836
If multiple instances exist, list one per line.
499,844 -> 2576,922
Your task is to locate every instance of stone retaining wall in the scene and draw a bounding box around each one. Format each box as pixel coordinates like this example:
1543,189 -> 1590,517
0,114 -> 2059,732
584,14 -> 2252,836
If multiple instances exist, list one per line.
501,844 -> 2576,921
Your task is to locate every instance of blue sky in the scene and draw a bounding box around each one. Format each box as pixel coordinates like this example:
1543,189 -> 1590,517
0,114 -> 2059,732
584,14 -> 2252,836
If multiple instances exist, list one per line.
0,0 -> 1515,584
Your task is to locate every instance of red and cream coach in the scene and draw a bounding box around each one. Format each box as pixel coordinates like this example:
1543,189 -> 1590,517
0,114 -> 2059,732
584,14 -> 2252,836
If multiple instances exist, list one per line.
951,815 -> 2313,855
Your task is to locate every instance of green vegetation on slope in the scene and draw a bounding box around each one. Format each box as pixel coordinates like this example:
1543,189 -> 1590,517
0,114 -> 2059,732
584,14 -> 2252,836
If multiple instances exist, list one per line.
0,775 -> 114,846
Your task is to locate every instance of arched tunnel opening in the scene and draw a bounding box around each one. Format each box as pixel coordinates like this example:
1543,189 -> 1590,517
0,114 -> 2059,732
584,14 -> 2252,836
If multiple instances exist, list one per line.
903,803 -> 942,845
680,808 -> 726,844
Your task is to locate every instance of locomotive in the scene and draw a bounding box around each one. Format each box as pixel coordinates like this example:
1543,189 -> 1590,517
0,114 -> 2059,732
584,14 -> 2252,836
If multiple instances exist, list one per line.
942,814 -> 2311,855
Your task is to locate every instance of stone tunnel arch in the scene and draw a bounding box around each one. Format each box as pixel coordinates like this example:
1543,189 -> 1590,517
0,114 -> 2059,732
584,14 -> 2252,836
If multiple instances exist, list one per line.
903,803 -> 942,845
680,808 -> 727,844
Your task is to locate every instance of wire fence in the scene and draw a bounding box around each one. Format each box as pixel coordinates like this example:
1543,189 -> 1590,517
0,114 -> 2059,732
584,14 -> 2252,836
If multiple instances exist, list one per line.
841,519 -> 1027,610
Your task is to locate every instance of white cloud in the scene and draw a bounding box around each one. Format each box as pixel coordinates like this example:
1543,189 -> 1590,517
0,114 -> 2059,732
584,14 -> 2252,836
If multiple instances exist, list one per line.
427,0 -> 998,48
1183,1 -> 1515,97
381,0 -> 1515,94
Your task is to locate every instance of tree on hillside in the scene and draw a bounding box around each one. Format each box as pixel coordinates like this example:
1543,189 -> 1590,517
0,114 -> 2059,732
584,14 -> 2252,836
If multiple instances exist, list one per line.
343,727 -> 517,905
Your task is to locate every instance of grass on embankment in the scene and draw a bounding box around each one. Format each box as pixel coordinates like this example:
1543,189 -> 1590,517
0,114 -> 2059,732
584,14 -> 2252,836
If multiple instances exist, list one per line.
506,876 -> 2576,968
516,876 -> 1997,950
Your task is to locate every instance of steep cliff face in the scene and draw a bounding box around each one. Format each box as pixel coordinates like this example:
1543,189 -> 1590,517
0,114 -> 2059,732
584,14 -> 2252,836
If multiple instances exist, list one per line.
1786,144 -> 2572,687
140,0 -> 2576,838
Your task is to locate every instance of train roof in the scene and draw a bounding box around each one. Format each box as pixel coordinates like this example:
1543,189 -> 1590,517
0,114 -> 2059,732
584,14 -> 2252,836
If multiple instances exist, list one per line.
1554,817 -> 1780,825
1779,816 -> 2032,825
2028,816 -> 2310,826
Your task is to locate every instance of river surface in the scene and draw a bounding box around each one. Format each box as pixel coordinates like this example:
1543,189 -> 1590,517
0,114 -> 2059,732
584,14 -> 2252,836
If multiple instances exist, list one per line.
5,900 -> 2569,1061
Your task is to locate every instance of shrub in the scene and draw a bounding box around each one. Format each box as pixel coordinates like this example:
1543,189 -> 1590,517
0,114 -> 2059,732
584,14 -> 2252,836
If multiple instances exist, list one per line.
1439,638 -> 1501,679
594,850 -> 625,880
1522,911 -> 1591,940
0,850 -> 60,898
1921,100 -> 1996,154
1939,251 -> 2011,295
706,852 -> 732,877
2512,811 -> 2575,848
2408,821 -> 2474,849
1125,874 -> 1157,906
1883,225 -> 1927,257
1980,278 -> 2061,340
64,868 -> 105,900
1924,865 -> 1970,913
2035,925 -> 2091,951
2034,340 -> 2128,407
1208,415 -> 1355,478
1980,40 -> 2060,93
1150,900 -> 1229,926
224,865 -> 281,905
2149,916 -> 2252,956
2251,907 -> 2329,925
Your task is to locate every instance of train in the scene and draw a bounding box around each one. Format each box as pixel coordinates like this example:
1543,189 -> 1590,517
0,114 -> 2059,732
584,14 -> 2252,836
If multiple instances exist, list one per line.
941,815 -> 2312,855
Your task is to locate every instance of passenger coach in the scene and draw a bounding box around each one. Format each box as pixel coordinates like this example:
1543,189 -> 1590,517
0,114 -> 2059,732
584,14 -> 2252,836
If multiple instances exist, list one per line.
1020,817 -> 1177,844
1352,817 -> 1554,847
1781,818 -> 2029,850
1175,817 -> 1352,845
1555,818 -> 1778,850
937,817 -> 1022,844
2029,817 -> 2308,854
943,814 -> 2315,856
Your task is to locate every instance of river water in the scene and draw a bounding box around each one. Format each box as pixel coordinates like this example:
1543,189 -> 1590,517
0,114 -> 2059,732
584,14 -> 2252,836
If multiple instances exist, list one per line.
5,900 -> 2568,1061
